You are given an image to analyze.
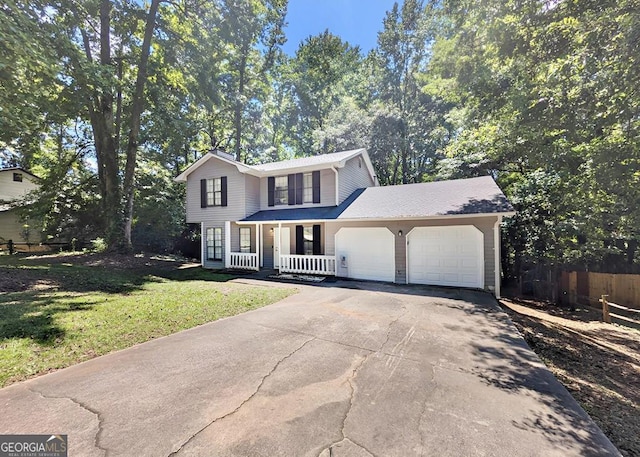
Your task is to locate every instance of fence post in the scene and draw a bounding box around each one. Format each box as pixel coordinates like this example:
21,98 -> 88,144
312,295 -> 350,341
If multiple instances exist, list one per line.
601,294 -> 611,324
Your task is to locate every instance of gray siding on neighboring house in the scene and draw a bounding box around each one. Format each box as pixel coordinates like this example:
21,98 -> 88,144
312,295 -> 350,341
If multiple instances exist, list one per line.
185,157 -> 248,223
338,156 -> 375,204
258,169 -> 336,210
324,216 -> 498,289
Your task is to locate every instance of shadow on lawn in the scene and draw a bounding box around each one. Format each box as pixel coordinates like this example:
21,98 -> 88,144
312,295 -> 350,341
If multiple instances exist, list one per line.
0,254 -> 235,295
0,293 -> 98,344
0,254 -> 236,346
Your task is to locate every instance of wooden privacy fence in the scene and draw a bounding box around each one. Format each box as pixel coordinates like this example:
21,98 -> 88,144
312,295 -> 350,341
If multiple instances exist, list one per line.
560,271 -> 640,310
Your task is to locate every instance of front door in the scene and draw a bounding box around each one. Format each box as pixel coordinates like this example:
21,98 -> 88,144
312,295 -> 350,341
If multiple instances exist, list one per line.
273,227 -> 290,268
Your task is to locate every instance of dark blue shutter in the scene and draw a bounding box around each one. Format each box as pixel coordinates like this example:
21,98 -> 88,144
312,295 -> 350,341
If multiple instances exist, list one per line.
268,177 -> 275,206
295,173 -> 303,205
312,225 -> 321,255
296,225 -> 304,255
200,179 -> 207,208
221,176 -> 227,207
312,171 -> 320,203
288,174 -> 295,205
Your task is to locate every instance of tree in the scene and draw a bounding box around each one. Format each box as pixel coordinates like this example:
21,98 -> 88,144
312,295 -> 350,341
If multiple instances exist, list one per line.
289,30 -> 363,154
368,0 -> 451,184
429,0 -> 640,274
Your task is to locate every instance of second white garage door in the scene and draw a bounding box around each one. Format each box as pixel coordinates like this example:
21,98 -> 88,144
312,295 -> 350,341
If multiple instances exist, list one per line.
335,227 -> 395,282
407,226 -> 484,289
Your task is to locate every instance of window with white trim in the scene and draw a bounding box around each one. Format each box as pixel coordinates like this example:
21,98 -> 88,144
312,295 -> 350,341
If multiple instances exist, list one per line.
303,173 -> 313,203
274,176 -> 288,205
206,178 -> 222,206
206,227 -> 223,261
239,227 -> 251,253
303,226 -> 313,255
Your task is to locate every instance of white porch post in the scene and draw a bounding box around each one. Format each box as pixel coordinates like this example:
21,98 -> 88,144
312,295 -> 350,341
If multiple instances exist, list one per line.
259,224 -> 264,267
277,221 -> 282,273
255,223 -> 260,269
494,216 -> 502,299
224,220 -> 231,268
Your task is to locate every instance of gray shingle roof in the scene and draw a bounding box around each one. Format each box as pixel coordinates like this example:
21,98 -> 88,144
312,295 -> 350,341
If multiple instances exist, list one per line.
336,176 -> 514,220
248,149 -> 364,172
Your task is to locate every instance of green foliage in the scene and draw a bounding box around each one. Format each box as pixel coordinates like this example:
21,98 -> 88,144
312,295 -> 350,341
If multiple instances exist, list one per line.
432,0 -> 640,274
4,0 -> 639,274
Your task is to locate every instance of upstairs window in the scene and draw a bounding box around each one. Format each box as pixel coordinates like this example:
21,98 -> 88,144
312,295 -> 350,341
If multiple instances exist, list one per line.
303,173 -> 313,203
268,171 -> 320,207
200,177 -> 227,208
274,176 -> 288,205
13,173 -> 22,182
207,178 -> 222,206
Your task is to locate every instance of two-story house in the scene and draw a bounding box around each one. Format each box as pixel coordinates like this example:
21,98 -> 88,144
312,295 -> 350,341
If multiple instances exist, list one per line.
0,167 -> 41,246
175,148 -> 515,297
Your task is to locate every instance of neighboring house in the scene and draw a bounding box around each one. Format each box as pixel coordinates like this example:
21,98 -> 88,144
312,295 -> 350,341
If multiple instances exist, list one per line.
0,167 -> 40,245
175,148 -> 515,297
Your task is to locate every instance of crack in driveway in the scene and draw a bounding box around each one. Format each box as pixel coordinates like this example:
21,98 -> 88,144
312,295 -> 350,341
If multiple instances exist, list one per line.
320,306 -> 408,457
167,336 -> 315,456
27,387 -> 107,456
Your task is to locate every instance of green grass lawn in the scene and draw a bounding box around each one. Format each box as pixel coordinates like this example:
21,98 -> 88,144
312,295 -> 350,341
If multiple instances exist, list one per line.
0,253 -> 295,388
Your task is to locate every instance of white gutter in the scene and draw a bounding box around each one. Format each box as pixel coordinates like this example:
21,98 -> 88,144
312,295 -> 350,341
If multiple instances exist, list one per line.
234,212 -> 516,226
331,166 -> 339,206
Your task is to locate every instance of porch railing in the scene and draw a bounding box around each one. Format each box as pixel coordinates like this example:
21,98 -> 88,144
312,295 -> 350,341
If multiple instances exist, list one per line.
279,254 -> 336,275
229,252 -> 259,271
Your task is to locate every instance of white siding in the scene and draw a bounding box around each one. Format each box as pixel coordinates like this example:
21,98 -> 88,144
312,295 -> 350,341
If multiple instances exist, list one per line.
258,169 -> 336,210
0,170 -> 39,201
325,216 -> 498,289
337,156 -> 375,204
185,157 -> 247,224
245,175 -> 260,217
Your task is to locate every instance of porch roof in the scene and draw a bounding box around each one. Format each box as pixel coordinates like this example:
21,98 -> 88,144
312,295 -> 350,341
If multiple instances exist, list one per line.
240,189 -> 365,222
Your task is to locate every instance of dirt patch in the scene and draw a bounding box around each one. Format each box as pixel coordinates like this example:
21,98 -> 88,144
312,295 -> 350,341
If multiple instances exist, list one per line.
501,297 -> 640,457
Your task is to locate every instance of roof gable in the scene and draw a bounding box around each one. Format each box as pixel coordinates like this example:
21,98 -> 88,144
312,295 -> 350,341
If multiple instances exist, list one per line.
174,148 -> 377,183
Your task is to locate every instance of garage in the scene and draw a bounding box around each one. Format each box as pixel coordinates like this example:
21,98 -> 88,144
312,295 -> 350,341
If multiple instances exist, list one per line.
407,226 -> 484,289
335,227 -> 395,282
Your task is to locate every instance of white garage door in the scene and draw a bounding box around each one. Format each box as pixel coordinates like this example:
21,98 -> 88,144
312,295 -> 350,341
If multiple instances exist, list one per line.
407,226 -> 484,288
335,227 -> 395,282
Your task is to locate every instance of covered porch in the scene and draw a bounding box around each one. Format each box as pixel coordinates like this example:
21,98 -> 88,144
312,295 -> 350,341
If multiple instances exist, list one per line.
223,220 -> 336,275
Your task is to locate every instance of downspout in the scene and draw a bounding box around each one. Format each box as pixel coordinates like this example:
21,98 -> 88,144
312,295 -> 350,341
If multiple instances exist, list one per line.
201,222 -> 205,268
494,215 -> 503,299
331,166 -> 339,206
224,221 -> 231,268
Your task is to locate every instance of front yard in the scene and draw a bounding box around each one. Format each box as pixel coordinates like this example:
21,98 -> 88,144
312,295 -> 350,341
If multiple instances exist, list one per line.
0,252 -> 295,388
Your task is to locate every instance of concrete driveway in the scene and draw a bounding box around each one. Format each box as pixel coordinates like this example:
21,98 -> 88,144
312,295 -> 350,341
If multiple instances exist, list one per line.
0,279 -> 619,456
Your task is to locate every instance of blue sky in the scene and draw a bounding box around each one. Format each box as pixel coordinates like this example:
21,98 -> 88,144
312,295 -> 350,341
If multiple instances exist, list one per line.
282,0 -> 401,56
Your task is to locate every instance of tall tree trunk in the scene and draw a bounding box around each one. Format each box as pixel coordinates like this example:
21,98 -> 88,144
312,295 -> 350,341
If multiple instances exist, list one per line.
122,0 -> 160,251
234,44 -> 248,162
